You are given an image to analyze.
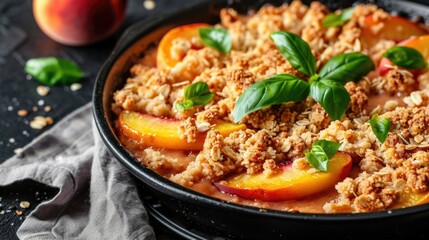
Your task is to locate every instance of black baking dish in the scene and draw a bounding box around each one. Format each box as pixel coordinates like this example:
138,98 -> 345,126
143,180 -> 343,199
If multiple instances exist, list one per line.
93,0 -> 429,239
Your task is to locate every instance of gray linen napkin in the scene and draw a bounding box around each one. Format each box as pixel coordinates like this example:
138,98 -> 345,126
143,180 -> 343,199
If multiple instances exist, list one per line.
0,102 -> 156,240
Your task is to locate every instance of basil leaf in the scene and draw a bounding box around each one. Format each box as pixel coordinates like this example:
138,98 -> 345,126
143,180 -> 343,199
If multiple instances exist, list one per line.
306,140 -> 341,172
175,82 -> 213,111
322,8 -> 354,27
382,46 -> 427,70
369,114 -> 391,143
25,57 -> 83,86
319,53 -> 375,85
184,82 -> 213,105
175,100 -> 194,111
309,79 -> 350,121
199,27 -> 231,54
232,74 -> 309,123
306,145 -> 329,171
270,31 -> 316,77
313,140 -> 340,159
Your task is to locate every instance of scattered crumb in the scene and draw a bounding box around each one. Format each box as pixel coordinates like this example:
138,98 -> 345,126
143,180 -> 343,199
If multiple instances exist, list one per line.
19,201 -> 30,209
70,83 -> 82,91
143,0 -> 156,10
29,116 -> 54,129
14,148 -> 23,154
0,210 -> 4,215
9,138 -> 15,143
37,100 -> 44,106
32,106 -> 38,111
17,109 -> 28,117
26,75 -> 32,80
22,130 -> 29,137
11,223 -> 14,226
36,85 -> 50,96
7,106 -> 13,111
15,210 -> 22,216
44,106 -> 52,112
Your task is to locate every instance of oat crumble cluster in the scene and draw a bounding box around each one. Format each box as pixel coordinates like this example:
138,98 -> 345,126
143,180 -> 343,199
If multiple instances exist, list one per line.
112,1 -> 429,213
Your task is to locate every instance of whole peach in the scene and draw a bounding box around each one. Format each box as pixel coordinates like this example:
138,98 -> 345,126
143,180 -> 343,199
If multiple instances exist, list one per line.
33,0 -> 127,46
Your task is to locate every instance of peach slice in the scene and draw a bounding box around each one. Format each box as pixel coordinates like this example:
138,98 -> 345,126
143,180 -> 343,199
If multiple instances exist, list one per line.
394,191 -> 429,209
156,23 -> 210,71
215,152 -> 352,201
361,15 -> 427,49
379,35 -> 429,76
119,111 -> 246,151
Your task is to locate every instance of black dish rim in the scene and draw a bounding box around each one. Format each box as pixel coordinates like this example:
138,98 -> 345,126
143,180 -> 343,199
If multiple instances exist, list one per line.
93,0 -> 429,226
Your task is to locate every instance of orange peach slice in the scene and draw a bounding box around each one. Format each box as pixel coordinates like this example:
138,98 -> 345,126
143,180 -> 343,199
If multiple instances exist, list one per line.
394,191 -> 429,209
379,35 -> 429,76
119,111 -> 246,151
215,152 -> 352,201
361,15 -> 427,49
156,23 -> 210,71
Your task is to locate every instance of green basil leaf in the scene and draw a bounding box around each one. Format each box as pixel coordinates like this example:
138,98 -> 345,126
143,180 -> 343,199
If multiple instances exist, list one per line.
309,79 -> 350,121
25,57 -> 83,86
175,100 -> 194,111
322,8 -> 354,27
270,31 -> 316,77
175,82 -> 213,111
306,140 -> 341,171
313,140 -> 340,159
382,46 -> 427,70
232,74 -> 309,123
199,27 -> 231,54
305,145 -> 329,172
319,53 -> 375,85
184,81 -> 213,105
368,114 -> 391,143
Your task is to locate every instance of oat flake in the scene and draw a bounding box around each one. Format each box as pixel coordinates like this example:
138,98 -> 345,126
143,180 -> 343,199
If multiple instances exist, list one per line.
143,0 -> 156,10
20,201 -> 30,209
70,83 -> 82,91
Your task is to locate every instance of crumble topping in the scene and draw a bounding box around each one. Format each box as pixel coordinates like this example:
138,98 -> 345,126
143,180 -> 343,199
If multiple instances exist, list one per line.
113,0 -> 429,213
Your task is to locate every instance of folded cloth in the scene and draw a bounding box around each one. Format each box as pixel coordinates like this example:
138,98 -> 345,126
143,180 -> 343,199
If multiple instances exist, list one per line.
0,102 -> 156,240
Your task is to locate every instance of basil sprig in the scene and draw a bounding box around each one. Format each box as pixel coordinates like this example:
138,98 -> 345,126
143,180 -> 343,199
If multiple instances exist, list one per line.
233,31 -> 375,123
271,31 -> 316,77
318,53 -> 376,85
305,140 -> 341,171
368,114 -> 391,143
322,8 -> 354,27
232,74 -> 309,121
175,82 -> 213,111
199,27 -> 231,54
309,79 -> 350,121
25,57 -> 83,86
382,46 -> 427,70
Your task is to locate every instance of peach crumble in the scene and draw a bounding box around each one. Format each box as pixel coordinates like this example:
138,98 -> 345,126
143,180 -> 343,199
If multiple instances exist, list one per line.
112,0 -> 429,213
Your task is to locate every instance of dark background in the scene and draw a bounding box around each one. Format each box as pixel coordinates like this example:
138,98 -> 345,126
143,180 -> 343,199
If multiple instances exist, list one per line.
0,0 -> 206,239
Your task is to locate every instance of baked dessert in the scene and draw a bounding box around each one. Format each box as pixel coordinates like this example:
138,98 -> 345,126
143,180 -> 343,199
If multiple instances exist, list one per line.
112,0 -> 429,213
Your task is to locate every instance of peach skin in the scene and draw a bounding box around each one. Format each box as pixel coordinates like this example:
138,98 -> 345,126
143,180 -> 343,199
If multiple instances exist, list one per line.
156,23 -> 210,71
379,35 -> 429,76
360,15 -> 427,49
215,152 -> 352,201
118,111 -> 246,151
33,0 -> 127,46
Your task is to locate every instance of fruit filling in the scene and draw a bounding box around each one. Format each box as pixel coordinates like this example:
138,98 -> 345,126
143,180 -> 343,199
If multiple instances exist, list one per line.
112,0 -> 429,213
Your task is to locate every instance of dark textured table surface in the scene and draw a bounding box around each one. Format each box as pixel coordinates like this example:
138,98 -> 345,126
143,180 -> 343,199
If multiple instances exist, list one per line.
0,0 -> 206,239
